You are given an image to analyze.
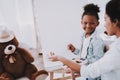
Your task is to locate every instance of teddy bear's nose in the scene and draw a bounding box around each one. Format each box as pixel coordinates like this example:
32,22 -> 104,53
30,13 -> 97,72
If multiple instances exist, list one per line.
8,46 -> 12,50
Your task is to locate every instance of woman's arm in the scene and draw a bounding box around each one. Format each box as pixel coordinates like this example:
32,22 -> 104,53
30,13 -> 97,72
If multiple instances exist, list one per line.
49,52 -> 81,73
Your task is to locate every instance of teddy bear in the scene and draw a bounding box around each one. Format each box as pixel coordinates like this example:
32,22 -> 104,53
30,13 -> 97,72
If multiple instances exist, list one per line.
0,26 -> 48,80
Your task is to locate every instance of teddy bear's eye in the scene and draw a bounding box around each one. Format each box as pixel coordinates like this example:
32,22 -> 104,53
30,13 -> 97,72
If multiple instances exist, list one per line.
8,46 -> 12,50
4,45 -> 16,54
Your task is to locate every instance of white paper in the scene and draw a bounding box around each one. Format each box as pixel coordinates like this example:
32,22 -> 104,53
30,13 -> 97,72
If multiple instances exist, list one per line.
42,50 -> 63,71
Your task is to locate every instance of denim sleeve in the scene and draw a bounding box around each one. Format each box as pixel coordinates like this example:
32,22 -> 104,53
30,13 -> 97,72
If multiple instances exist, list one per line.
87,38 -> 105,64
73,34 -> 83,55
73,48 -> 80,55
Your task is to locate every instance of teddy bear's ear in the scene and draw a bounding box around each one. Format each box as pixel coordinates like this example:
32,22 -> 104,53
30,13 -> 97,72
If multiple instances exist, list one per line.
0,25 -> 14,43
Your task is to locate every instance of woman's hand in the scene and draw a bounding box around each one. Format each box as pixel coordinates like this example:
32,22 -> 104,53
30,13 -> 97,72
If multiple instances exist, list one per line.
48,52 -> 59,61
48,52 -> 81,72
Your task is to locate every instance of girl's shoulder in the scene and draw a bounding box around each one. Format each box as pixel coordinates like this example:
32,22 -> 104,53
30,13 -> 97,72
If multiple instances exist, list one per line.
91,34 -> 103,42
90,34 -> 105,47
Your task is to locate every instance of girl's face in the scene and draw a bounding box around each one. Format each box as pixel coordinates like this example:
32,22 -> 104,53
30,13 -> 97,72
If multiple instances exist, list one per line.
104,14 -> 115,36
81,15 -> 99,35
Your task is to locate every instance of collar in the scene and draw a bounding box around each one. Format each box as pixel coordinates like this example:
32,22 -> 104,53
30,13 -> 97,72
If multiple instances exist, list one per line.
83,30 -> 97,39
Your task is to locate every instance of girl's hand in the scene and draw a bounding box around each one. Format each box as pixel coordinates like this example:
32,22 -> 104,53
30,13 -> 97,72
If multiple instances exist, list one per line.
67,44 -> 75,52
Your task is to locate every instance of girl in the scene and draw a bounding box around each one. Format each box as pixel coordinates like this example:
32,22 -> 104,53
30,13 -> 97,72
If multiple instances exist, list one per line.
67,3 -> 105,65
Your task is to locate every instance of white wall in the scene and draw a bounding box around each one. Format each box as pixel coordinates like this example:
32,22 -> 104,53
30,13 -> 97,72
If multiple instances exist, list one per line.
35,0 -> 84,54
35,0 -> 109,55
0,0 -> 37,48
0,0 -> 109,54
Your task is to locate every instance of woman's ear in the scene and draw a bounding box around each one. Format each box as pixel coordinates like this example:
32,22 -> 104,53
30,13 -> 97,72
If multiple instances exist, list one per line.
116,20 -> 120,28
113,19 -> 119,27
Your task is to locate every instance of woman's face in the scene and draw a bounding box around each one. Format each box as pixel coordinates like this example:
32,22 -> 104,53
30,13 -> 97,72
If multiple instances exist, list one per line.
81,15 -> 99,35
104,14 -> 115,36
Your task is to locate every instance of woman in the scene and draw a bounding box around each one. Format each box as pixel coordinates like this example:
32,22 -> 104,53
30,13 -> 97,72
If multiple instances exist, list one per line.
49,0 -> 120,80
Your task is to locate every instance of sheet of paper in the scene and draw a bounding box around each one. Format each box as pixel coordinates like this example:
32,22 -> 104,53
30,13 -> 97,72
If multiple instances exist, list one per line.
42,51 -> 63,71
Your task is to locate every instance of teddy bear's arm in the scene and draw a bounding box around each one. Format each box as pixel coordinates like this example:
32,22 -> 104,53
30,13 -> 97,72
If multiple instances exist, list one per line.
0,61 -> 4,75
17,47 -> 34,63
